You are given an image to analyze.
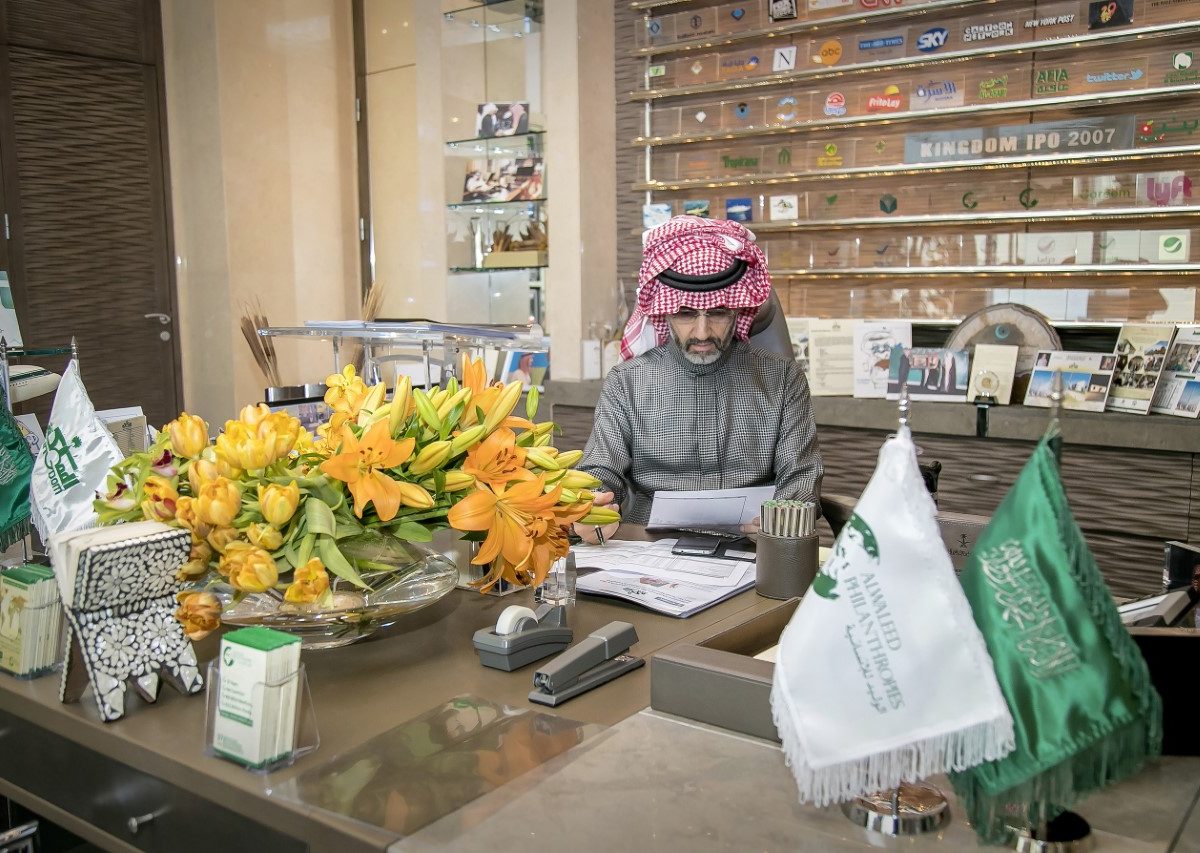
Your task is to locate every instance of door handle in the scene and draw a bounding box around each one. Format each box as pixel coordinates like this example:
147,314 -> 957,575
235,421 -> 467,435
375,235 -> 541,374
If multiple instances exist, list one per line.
144,312 -> 171,325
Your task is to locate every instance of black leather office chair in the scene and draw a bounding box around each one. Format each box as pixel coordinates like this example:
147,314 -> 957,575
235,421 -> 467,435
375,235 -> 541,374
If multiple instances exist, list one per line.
746,290 -> 792,357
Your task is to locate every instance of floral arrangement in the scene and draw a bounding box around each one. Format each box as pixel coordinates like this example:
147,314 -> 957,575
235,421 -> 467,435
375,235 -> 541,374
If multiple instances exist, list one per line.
94,356 -> 618,640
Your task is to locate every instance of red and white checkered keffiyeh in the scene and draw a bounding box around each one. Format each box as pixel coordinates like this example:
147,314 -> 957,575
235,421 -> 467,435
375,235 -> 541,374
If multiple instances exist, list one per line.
621,216 -> 771,360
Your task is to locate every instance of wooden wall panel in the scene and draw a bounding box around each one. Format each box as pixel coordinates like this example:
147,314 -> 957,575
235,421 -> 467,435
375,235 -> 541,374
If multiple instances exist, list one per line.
614,2 -> 642,306
5,45 -> 180,425
4,0 -> 153,64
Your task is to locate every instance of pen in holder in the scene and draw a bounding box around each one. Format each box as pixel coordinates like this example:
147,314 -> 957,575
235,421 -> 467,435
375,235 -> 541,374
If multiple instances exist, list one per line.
756,500 -> 819,600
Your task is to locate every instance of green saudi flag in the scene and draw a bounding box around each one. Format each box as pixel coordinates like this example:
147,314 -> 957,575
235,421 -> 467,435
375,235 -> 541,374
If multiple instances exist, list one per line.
0,384 -> 34,549
949,436 -> 1161,843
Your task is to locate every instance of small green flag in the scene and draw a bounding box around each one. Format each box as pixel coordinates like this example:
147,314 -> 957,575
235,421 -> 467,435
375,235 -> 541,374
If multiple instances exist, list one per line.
949,437 -> 1161,843
0,385 -> 34,549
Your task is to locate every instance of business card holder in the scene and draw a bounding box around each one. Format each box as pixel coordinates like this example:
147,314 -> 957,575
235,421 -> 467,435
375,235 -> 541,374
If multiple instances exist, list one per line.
203,660 -> 320,773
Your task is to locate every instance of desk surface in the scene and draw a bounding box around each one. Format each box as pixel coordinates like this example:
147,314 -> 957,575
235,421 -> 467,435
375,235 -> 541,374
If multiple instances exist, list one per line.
0,575 -> 775,851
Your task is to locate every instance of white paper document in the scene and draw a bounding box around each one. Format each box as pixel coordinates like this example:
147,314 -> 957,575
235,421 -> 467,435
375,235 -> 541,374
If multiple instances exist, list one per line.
647,486 -> 774,531
571,538 -> 756,618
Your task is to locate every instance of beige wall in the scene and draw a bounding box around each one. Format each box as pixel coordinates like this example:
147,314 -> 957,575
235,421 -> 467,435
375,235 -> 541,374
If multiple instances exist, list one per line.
162,0 -> 361,427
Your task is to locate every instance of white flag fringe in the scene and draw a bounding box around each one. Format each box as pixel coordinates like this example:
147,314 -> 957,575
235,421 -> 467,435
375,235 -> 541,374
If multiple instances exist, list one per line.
770,427 -> 1013,807
30,361 -> 123,542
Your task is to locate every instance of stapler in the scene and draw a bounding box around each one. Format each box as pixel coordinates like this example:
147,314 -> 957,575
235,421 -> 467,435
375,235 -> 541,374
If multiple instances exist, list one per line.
528,621 -> 645,706
473,603 -> 573,671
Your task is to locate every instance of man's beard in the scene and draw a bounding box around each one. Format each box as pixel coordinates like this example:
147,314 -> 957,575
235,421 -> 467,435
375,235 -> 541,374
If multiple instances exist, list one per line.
673,326 -> 735,364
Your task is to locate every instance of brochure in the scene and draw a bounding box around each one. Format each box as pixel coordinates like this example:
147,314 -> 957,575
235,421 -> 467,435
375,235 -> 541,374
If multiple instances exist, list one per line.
1107,324 -> 1176,414
807,319 -> 854,396
1150,324 -> 1200,418
853,320 -> 911,399
1024,351 -> 1117,412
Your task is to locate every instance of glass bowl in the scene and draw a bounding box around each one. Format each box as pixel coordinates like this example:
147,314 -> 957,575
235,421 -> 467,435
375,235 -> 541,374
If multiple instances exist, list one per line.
219,533 -> 459,649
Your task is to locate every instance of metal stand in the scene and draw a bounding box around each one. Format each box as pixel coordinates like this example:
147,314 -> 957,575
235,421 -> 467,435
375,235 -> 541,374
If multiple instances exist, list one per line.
842,782 -> 950,836
1008,812 -> 1094,852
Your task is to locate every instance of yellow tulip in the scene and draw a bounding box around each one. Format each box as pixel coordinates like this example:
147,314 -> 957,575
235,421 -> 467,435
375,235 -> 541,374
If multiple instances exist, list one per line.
217,421 -> 275,470
167,412 -> 209,458
221,542 -> 279,593
284,558 -> 330,604
174,591 -> 222,641
256,411 -> 302,459
176,540 -> 213,581
238,403 -> 272,428
196,477 -> 241,527
188,457 -> 220,494
245,522 -> 284,551
140,474 -> 179,523
206,526 -> 241,555
175,495 -> 199,531
258,481 -> 300,526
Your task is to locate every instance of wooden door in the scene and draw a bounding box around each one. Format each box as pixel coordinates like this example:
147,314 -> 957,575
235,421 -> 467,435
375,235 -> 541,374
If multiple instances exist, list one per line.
0,0 -> 181,427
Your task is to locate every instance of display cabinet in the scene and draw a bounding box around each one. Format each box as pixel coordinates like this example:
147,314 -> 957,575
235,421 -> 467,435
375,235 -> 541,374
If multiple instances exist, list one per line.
629,0 -> 1200,324
442,2 -> 547,326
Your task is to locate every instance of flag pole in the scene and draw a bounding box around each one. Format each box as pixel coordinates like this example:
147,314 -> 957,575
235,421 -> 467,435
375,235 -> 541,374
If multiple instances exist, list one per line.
1046,368 -> 1064,468
841,382 -> 949,838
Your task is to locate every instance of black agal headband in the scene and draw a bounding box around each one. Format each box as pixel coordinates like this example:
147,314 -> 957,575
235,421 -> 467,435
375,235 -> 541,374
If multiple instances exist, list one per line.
656,259 -> 748,292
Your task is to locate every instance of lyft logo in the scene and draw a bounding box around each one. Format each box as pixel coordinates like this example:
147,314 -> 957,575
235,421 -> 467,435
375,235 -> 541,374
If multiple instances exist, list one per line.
1146,175 -> 1193,206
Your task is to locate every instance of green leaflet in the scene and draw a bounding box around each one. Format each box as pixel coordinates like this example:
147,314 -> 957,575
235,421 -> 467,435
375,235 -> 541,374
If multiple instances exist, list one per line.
305,498 -> 337,536
318,535 -> 367,588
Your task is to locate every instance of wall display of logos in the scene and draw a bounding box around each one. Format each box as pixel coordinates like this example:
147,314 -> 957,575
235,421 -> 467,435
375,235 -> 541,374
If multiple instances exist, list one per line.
635,0 -> 1200,324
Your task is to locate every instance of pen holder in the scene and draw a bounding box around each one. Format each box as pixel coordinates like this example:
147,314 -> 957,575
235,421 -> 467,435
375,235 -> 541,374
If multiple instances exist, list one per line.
755,533 -> 819,600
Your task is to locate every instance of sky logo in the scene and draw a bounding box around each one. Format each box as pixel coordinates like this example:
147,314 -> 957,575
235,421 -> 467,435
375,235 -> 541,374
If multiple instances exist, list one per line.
916,27 -> 948,52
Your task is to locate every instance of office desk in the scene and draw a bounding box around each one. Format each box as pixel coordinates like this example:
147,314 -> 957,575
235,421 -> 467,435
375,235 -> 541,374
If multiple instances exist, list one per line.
0,572 -> 774,852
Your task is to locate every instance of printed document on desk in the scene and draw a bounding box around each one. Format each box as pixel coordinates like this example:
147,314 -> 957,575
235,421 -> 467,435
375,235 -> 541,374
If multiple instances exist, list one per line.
571,539 -> 756,617
646,486 -> 774,531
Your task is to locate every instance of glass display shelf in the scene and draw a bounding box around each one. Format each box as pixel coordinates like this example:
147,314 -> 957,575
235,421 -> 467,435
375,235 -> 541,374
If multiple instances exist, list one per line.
750,207 -> 1200,231
634,83 -> 1200,147
636,144 -> 1200,191
633,21 -> 1200,98
633,0 -> 986,58
446,130 -> 545,150
770,264 -> 1200,278
449,264 -> 548,273
259,321 -> 548,350
448,198 -> 547,210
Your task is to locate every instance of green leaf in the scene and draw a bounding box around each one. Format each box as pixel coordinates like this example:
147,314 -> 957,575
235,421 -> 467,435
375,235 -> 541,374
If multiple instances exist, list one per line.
297,532 -> 315,567
305,498 -> 337,536
440,401 -> 466,439
391,521 -> 434,542
334,520 -> 364,540
433,469 -> 447,494
318,536 -> 368,588
525,385 -> 539,420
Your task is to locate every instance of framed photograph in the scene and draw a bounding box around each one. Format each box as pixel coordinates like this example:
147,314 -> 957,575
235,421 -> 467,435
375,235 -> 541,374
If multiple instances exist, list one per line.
771,0 -> 800,21
502,350 -> 549,390
462,156 -> 544,202
475,102 -> 530,139
886,346 -> 970,402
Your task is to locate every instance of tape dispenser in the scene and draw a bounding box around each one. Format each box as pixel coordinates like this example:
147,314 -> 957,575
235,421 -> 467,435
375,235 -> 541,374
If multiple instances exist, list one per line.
472,603 -> 573,671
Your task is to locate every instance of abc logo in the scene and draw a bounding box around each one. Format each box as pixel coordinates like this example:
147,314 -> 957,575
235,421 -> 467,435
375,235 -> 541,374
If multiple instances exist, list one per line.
917,27 -> 948,52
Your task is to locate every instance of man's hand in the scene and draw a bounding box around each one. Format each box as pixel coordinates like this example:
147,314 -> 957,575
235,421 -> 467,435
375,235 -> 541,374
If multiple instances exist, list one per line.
739,516 -> 761,536
574,490 -> 619,545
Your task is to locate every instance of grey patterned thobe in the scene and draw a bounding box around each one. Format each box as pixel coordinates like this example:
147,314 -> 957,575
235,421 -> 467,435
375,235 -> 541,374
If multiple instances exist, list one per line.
579,339 -> 823,524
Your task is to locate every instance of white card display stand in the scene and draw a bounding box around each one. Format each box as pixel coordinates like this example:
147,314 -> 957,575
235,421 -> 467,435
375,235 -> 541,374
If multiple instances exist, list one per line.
59,526 -> 204,722
203,661 -> 319,772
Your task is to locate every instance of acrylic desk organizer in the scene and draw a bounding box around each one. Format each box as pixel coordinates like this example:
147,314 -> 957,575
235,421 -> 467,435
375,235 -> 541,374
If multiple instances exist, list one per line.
203,660 -> 319,773
0,599 -> 65,679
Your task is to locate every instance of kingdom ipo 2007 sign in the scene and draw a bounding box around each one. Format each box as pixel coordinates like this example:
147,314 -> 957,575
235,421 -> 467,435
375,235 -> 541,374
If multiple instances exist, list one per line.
904,116 -> 1136,163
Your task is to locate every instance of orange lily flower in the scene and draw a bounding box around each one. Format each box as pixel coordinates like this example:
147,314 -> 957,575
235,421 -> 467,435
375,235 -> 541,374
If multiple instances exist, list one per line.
461,428 -> 534,488
458,355 -> 535,432
319,420 -> 416,521
448,477 -> 584,590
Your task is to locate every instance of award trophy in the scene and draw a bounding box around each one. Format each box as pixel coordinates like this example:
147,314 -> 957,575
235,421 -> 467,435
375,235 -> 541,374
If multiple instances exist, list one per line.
974,370 -> 1000,438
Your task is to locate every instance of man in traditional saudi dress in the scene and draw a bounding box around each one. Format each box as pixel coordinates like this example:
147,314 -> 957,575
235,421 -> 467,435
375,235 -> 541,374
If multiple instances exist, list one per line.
575,216 -> 822,540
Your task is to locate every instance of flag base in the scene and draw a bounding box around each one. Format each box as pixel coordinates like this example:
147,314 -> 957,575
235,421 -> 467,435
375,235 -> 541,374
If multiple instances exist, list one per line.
1007,811 -> 1093,852
841,782 -> 950,836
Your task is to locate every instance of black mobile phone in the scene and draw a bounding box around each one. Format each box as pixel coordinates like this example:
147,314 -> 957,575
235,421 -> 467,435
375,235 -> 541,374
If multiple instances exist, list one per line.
672,533 -> 722,558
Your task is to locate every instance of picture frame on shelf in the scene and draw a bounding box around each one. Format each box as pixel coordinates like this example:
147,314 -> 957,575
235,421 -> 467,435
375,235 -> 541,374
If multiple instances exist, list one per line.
462,156 -> 544,203
501,350 -> 549,390
476,102 -> 530,139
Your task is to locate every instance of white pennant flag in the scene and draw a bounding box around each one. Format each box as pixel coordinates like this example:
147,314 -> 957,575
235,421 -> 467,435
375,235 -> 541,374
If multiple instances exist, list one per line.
771,426 -> 1013,806
30,360 -> 123,541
